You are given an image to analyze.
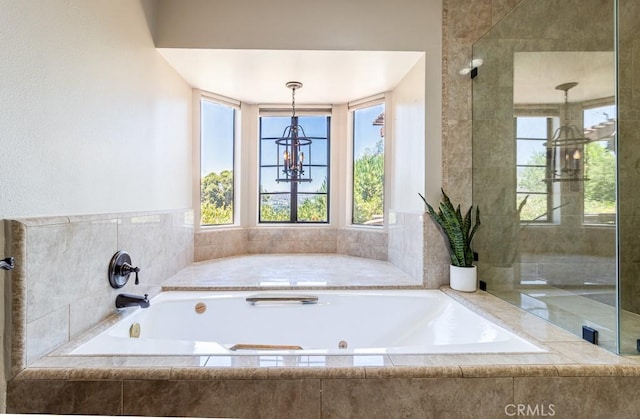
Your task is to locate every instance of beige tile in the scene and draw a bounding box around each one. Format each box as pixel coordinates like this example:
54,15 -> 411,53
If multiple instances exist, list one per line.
322,377 -> 512,418
26,306 -> 69,365
67,367 -> 172,380
26,219 -> 118,323
365,365 -> 462,378
7,379 -> 121,415
546,341 -> 636,365
123,379 -> 321,418
555,364 -> 640,377
117,211 -> 193,288
162,254 -> 419,288
69,290 -> 120,339
389,352 -> 573,368
31,355 -> 210,369
461,364 -> 558,378
7,220 -> 28,377
514,376 -> 640,418
269,366 -> 366,379
170,367 -> 269,380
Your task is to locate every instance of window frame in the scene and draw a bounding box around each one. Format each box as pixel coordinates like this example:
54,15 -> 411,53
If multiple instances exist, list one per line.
582,99 -> 617,226
257,108 -> 332,224
514,113 -> 558,224
348,95 -> 386,228
197,91 -> 240,228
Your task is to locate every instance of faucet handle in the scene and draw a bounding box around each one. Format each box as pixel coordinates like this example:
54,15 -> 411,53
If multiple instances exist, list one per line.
121,263 -> 140,285
108,251 -> 141,289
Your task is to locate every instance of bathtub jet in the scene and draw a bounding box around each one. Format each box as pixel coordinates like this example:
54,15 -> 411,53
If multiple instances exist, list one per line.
115,293 -> 150,309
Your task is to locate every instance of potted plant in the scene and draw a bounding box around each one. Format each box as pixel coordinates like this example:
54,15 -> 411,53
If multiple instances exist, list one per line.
419,189 -> 481,292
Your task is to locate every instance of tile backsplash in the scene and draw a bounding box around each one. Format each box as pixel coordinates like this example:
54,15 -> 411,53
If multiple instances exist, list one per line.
5,209 -> 193,376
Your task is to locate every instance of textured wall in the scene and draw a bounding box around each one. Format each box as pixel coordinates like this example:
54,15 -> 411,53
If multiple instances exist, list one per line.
5,209 -> 193,377
0,0 -> 193,409
195,227 -> 389,263
467,0 -> 615,289
0,0 -> 192,218
439,0 -> 522,288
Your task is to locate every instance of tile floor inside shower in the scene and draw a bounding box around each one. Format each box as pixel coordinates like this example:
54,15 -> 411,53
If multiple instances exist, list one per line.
490,256 -> 640,355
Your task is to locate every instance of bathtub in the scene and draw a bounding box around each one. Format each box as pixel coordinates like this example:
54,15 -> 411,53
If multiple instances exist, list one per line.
71,290 -> 545,355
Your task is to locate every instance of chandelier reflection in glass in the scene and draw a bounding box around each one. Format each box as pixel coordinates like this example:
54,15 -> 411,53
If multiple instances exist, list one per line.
544,82 -> 590,183
274,81 -> 313,183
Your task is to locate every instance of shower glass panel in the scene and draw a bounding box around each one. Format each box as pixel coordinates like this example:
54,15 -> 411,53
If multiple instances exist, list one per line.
472,0 -> 618,352
617,0 -> 640,354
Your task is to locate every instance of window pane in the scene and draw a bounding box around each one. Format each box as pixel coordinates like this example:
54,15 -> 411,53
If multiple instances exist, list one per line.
352,104 -> 385,225
260,139 -> 278,165
517,193 -> 548,222
260,194 -> 290,222
297,194 -> 328,222
200,99 -> 235,226
297,116 -> 329,137
516,116 -> 548,138
297,168 -> 328,193
261,116 -> 290,137
515,116 -> 553,224
516,139 -> 547,166
517,167 -> 546,193
308,139 -> 328,164
260,167 -> 289,193
584,104 -> 616,224
259,114 -> 330,223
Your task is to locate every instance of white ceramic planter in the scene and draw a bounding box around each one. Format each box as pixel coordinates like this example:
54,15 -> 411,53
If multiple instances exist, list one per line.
449,265 -> 477,292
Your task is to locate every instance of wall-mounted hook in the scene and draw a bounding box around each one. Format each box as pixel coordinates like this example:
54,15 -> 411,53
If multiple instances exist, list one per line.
459,58 -> 483,79
0,257 -> 15,271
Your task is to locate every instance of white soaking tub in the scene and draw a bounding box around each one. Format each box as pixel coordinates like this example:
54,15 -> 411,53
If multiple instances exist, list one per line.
71,290 -> 545,355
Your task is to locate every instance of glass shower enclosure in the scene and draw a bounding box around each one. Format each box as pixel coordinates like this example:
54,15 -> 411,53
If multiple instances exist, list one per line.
472,0 -> 640,354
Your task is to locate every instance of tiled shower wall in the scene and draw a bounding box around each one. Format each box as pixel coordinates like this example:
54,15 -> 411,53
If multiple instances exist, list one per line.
4,209 -> 193,377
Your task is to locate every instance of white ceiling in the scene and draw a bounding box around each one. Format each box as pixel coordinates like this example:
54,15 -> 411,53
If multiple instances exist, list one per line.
157,49 -> 424,104
514,51 -> 615,104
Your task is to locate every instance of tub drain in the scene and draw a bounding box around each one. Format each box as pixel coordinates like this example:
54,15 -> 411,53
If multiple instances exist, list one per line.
338,340 -> 348,349
129,322 -> 141,339
195,302 -> 207,314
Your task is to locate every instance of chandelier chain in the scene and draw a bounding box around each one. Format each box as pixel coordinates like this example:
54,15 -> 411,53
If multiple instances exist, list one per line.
292,85 -> 297,118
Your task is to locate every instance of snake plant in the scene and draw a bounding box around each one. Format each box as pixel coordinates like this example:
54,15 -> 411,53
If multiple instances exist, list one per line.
419,189 -> 480,267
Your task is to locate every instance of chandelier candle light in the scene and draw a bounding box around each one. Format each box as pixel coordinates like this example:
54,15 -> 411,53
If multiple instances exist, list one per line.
544,82 -> 590,184
275,81 -> 313,184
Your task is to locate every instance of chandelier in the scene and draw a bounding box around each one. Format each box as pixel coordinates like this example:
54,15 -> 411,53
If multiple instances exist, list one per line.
544,82 -> 590,183
274,81 -> 313,183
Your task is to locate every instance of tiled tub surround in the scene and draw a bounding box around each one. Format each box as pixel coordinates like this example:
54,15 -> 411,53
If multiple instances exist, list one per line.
193,211 -> 424,285
4,209 -> 194,378
9,289 -> 640,418
163,254 -> 421,290
195,226 -> 388,261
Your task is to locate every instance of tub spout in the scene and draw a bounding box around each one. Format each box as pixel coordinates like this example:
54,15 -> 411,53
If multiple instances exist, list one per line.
115,293 -> 150,309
